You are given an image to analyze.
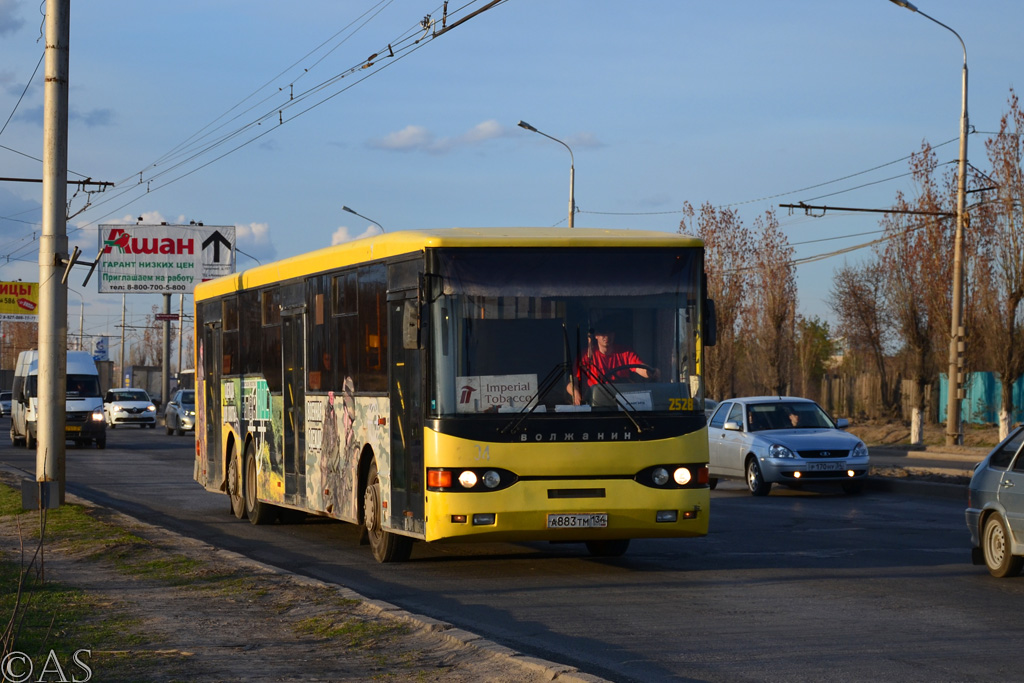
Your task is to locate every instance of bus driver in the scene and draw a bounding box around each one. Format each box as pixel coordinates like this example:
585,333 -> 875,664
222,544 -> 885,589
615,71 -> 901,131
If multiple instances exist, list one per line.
567,318 -> 658,405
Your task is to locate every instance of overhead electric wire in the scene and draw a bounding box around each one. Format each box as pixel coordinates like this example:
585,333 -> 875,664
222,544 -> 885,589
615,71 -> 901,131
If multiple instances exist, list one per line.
66,1 -> 506,234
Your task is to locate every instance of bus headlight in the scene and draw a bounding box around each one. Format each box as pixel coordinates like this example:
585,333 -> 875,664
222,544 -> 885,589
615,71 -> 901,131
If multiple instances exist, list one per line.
458,471 -> 478,488
91,411 -> 104,422
482,470 -> 501,489
673,467 -> 692,486
651,467 -> 670,486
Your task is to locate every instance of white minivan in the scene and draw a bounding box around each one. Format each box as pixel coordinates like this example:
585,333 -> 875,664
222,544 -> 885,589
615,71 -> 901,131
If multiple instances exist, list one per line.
10,350 -> 107,449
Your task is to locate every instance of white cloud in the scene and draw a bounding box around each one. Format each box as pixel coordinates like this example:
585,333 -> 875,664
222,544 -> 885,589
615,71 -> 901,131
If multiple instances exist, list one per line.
235,222 -> 277,263
117,211 -> 168,225
331,224 -> 380,245
369,119 -> 515,154
372,125 -> 434,151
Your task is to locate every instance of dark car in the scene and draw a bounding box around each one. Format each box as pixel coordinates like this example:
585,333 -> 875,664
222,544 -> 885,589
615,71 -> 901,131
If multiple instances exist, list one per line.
966,426 -> 1024,577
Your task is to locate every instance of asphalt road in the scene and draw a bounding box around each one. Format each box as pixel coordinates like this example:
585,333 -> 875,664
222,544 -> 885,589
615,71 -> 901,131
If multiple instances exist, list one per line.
2,419 -> 1020,683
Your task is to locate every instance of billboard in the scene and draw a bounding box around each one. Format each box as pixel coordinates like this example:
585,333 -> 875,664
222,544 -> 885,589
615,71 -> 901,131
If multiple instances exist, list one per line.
0,281 -> 39,321
97,224 -> 236,294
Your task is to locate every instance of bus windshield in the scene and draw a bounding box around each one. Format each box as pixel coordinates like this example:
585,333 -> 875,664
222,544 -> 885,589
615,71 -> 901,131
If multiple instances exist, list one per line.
429,247 -> 706,416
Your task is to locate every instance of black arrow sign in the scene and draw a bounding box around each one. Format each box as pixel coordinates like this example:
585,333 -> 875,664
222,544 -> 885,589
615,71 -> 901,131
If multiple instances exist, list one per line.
202,230 -> 233,263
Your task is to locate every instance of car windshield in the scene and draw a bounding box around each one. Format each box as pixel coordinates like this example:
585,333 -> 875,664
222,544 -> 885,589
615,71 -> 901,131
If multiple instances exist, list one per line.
66,375 -> 101,398
180,390 -> 195,405
115,390 -> 149,401
746,401 -> 834,431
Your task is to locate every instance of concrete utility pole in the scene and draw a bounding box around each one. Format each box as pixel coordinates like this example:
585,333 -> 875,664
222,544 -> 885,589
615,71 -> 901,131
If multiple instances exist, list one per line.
38,0 -> 71,504
162,293 -> 171,408
888,0 -> 969,446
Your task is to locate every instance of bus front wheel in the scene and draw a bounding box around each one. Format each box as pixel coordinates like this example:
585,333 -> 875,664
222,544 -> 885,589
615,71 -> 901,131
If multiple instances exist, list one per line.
245,444 -> 276,525
363,459 -> 413,563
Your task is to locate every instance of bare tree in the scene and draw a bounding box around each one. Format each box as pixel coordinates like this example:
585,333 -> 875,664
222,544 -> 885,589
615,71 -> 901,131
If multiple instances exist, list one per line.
878,143 -> 952,438
682,201 -> 753,400
745,209 -> 796,396
975,89 -> 1024,438
794,315 -> 834,402
828,261 -> 895,411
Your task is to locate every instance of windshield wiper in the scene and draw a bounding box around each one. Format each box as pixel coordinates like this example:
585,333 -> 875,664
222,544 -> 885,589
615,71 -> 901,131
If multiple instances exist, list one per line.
579,363 -> 649,433
498,362 -> 572,435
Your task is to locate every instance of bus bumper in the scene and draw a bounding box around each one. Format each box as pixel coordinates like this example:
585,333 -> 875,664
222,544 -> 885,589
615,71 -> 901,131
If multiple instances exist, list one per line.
424,479 -> 709,543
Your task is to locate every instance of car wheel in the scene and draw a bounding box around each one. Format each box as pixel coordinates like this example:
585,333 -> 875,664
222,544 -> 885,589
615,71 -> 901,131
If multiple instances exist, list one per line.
585,539 -> 630,557
982,513 -> 1024,578
746,457 -> 772,496
245,442 -> 276,525
363,459 -> 413,563
26,430 -> 35,449
166,418 -> 174,435
109,423 -> 116,429
175,424 -> 184,436
708,477 -> 718,490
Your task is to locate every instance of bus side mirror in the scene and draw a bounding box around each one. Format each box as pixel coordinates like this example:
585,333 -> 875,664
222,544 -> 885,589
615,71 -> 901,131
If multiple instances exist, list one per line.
703,298 -> 717,347
402,299 -> 421,350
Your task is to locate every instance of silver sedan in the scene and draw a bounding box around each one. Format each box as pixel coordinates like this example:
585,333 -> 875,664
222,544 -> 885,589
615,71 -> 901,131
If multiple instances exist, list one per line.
707,396 -> 870,496
966,426 -> 1024,577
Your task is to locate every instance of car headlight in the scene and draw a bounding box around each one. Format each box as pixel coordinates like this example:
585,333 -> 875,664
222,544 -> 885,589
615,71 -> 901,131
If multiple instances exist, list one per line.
91,411 -> 104,422
852,442 -> 869,459
146,405 -> 156,412
768,443 -> 796,459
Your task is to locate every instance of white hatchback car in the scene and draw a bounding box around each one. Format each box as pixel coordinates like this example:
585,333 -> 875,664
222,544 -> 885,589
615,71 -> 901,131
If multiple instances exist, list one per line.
707,396 -> 869,496
104,388 -> 158,428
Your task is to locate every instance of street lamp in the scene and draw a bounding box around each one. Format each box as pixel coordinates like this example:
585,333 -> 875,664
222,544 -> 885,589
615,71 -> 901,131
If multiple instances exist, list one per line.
889,0 -> 968,446
342,206 -> 385,234
517,120 -> 575,228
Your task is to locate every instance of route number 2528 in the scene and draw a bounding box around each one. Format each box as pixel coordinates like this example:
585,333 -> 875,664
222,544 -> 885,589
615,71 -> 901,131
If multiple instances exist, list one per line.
668,398 -> 694,411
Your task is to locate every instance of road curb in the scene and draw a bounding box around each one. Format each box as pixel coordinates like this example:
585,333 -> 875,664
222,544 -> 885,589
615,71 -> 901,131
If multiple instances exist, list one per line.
0,464 -> 609,682
867,475 -> 967,501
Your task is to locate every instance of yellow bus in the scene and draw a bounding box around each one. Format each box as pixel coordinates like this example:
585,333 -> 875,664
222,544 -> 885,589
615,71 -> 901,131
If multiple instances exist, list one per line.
193,228 -> 716,562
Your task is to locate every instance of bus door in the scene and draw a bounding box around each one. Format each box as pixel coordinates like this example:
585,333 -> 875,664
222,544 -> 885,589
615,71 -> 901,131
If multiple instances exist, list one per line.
281,307 -> 306,500
203,321 -> 223,487
388,291 -> 425,534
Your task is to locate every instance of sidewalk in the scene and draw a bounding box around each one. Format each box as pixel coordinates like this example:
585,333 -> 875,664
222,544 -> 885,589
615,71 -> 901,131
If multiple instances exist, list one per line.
0,469 -> 606,683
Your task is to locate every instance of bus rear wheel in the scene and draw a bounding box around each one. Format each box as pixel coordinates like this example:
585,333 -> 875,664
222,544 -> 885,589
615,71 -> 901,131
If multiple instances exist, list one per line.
363,459 -> 412,563
245,443 -> 276,525
227,448 -> 244,519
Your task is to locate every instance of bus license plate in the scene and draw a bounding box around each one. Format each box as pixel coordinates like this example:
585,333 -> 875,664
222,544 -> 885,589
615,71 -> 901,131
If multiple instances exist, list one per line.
809,462 -> 840,471
547,513 -> 608,529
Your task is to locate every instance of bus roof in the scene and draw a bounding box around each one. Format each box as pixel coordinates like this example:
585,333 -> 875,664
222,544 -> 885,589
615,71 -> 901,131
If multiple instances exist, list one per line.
194,227 -> 704,299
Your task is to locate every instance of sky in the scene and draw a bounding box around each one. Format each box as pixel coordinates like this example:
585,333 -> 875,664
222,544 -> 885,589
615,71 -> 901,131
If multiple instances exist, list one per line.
1,0 -> 1023,362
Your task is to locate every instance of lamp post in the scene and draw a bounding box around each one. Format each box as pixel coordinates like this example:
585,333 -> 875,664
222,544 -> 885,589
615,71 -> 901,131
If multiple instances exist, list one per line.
517,120 -> 575,228
342,206 -> 385,234
889,0 -> 968,446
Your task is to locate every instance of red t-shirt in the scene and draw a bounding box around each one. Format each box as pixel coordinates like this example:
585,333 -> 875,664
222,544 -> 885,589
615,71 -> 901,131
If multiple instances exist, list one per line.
578,345 -> 642,386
